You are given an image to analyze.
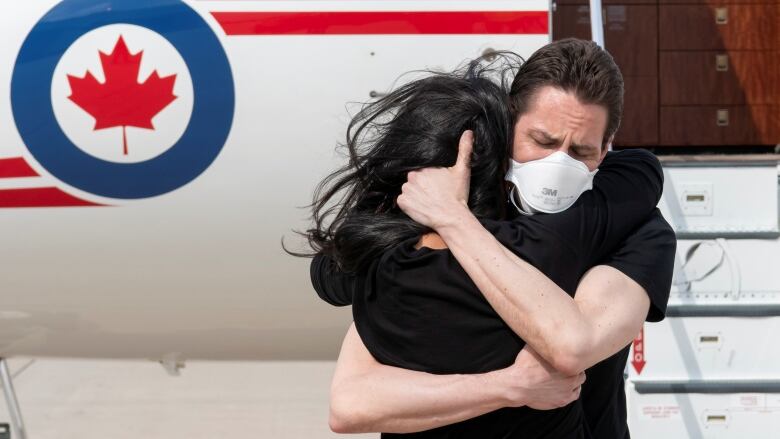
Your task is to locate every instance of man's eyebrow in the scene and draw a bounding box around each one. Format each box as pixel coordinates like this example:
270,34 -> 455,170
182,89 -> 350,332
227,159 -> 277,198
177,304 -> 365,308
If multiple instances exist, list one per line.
529,128 -> 598,152
571,141 -> 599,152
528,128 -> 559,142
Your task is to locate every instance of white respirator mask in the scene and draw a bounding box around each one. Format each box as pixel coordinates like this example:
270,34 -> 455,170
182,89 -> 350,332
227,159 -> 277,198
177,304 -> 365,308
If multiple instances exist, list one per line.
505,151 -> 599,214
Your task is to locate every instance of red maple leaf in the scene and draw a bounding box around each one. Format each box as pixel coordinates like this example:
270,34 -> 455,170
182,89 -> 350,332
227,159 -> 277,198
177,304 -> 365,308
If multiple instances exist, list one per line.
67,35 -> 177,156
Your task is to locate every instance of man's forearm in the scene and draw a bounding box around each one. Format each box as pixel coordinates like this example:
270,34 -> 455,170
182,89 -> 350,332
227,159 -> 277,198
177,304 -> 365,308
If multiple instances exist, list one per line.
330,323 -> 513,433
436,207 -> 592,374
332,365 -> 510,433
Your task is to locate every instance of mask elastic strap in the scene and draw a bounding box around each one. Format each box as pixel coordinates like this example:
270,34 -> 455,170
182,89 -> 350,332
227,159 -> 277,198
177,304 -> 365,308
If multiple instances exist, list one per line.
508,186 -> 534,216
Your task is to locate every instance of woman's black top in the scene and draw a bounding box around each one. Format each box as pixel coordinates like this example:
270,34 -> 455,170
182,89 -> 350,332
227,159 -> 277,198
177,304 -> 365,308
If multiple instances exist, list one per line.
311,149 -> 677,439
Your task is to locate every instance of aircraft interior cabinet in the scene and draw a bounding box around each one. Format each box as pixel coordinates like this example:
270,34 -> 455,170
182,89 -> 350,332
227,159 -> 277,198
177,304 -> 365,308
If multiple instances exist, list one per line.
552,2 -> 659,146
658,3 -> 780,146
552,1 -> 780,148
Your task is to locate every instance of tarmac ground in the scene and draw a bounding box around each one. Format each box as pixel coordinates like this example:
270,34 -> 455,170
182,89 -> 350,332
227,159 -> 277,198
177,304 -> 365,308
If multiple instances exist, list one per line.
0,358 -> 375,439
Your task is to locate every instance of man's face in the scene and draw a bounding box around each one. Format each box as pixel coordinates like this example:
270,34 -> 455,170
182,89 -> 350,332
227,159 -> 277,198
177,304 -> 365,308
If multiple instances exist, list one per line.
512,86 -> 610,172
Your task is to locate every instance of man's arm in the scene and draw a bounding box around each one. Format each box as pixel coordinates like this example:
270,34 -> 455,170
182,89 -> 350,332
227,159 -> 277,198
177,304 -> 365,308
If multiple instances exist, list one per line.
502,211 -> 675,369
431,208 -> 649,375
329,323 -> 585,434
397,132 -> 666,375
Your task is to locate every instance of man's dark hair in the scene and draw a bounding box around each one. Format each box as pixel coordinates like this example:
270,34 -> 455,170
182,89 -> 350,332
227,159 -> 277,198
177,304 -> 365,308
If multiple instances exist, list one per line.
509,38 -> 624,149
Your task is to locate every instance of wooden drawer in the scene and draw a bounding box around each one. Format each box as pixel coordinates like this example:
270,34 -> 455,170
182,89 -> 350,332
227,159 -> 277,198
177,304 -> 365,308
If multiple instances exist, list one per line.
553,5 -> 657,76
614,76 -> 659,146
660,5 -> 780,50
660,105 -> 780,145
660,51 -> 780,105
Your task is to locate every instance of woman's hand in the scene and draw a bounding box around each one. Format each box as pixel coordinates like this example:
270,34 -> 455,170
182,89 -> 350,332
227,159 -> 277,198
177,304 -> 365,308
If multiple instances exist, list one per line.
498,346 -> 586,410
397,130 -> 474,229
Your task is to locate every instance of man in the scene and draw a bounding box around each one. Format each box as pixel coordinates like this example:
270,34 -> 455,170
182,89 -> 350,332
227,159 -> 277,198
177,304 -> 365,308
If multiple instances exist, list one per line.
319,38 -> 676,438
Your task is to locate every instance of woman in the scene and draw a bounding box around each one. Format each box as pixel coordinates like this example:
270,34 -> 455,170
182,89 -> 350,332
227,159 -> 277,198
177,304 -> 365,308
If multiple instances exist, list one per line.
299,57 -> 664,438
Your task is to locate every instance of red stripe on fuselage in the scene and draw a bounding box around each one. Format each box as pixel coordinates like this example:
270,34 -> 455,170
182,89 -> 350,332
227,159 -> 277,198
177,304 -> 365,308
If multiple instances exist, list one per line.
0,187 -> 103,208
0,157 -> 39,178
212,11 -> 548,35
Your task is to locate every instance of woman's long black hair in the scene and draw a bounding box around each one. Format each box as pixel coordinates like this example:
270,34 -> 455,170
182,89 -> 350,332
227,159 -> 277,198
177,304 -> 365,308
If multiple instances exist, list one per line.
293,55 -> 519,273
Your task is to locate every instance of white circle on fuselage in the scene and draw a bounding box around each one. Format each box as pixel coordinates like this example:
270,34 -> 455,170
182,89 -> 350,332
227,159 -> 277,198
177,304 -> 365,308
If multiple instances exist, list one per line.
51,24 -> 193,164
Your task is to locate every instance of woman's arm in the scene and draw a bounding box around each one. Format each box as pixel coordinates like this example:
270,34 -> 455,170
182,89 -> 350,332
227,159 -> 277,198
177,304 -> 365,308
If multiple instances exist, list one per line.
329,323 -> 585,434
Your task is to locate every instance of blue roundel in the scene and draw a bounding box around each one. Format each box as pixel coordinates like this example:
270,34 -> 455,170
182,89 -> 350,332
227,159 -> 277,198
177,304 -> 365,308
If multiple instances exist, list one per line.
11,0 -> 234,199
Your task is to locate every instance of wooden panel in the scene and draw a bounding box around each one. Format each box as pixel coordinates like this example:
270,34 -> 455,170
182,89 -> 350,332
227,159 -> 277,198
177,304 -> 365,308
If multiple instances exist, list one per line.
659,0 -> 779,4
660,106 -> 780,145
555,1 -> 780,5
556,0 -> 658,4
614,76 -> 659,146
660,51 -> 780,105
660,5 -> 780,50
553,5 -> 658,76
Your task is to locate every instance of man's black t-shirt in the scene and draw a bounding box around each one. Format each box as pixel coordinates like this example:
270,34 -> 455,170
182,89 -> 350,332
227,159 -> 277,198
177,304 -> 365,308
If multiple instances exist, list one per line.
310,149 -> 676,438
581,212 -> 677,438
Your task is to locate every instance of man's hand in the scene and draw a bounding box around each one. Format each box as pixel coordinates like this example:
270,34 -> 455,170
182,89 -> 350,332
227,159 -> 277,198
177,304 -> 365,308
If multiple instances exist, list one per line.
498,346 -> 585,410
397,130 -> 474,229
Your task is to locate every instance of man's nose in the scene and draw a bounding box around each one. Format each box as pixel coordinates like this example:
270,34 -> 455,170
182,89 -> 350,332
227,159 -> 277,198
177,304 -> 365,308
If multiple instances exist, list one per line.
558,137 -> 573,154
544,142 -> 571,157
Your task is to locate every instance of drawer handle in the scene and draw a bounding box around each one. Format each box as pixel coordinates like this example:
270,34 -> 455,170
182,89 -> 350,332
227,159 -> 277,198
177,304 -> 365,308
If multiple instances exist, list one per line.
715,7 -> 728,25
706,414 -> 728,424
699,335 -> 719,343
715,54 -> 729,72
716,109 -> 729,127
